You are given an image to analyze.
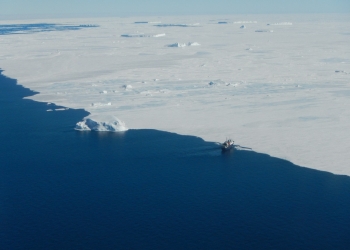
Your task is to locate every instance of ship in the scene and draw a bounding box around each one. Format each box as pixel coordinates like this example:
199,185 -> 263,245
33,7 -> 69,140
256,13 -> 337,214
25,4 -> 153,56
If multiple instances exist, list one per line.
221,139 -> 234,152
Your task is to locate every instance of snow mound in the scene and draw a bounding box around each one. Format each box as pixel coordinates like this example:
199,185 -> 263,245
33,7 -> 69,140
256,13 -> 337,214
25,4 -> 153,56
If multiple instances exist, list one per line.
267,22 -> 292,26
91,102 -> 112,107
255,29 -> 274,33
121,33 -> 165,37
155,23 -> 200,27
234,21 -> 257,24
188,42 -> 201,46
335,70 -> 349,74
168,42 -> 187,47
208,80 -> 227,86
152,33 -> 166,37
75,115 -> 128,132
122,84 -> 133,90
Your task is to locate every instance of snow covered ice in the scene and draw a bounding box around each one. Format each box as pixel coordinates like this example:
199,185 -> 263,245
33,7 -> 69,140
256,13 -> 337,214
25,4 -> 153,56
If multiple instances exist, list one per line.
1,14 -> 350,175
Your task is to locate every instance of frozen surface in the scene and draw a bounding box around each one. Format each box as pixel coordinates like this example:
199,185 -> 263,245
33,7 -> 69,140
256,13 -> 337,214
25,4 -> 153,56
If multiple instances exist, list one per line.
1,14 -> 350,175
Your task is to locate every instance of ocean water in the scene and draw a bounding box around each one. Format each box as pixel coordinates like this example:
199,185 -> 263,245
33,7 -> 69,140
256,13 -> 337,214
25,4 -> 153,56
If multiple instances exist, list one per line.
0,23 -> 98,35
1,71 -> 350,249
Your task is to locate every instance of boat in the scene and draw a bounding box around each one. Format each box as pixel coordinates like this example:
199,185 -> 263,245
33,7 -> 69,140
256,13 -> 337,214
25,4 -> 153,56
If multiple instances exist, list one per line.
221,139 -> 234,151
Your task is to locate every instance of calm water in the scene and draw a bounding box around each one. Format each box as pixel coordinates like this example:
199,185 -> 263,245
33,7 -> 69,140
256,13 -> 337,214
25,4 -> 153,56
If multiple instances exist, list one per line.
1,71 -> 350,249
0,24 -> 98,35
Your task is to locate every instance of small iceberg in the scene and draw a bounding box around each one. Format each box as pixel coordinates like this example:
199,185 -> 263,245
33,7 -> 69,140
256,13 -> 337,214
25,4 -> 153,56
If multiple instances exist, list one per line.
75,115 -> 128,132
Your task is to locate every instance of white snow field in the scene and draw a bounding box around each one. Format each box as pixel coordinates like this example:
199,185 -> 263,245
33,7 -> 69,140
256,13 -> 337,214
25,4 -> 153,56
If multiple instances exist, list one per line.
0,14 -> 350,175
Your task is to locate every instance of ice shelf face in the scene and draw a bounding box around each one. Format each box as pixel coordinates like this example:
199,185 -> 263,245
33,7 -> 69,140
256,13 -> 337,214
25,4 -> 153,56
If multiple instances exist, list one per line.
0,14 -> 350,175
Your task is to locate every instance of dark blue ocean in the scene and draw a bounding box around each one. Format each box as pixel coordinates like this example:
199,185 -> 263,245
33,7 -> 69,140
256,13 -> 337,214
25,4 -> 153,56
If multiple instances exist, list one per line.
1,70 -> 350,249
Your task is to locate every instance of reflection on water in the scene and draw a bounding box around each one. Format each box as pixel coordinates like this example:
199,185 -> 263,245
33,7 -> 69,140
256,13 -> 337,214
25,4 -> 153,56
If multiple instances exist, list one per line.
1,71 -> 350,249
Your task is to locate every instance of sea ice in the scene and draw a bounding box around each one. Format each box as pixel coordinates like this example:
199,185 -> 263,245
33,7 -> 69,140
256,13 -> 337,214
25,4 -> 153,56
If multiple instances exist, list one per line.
2,14 -> 350,176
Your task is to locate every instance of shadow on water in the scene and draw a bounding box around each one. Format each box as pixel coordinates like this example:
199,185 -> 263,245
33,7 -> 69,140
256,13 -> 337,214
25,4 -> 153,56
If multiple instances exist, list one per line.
1,70 -> 350,249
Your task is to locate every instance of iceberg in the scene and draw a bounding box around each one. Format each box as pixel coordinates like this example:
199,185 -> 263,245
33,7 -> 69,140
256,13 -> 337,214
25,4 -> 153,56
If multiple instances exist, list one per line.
75,115 -> 128,132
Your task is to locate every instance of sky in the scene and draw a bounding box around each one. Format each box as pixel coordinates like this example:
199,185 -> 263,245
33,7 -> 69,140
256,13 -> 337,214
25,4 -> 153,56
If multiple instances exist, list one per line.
1,0 -> 350,19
